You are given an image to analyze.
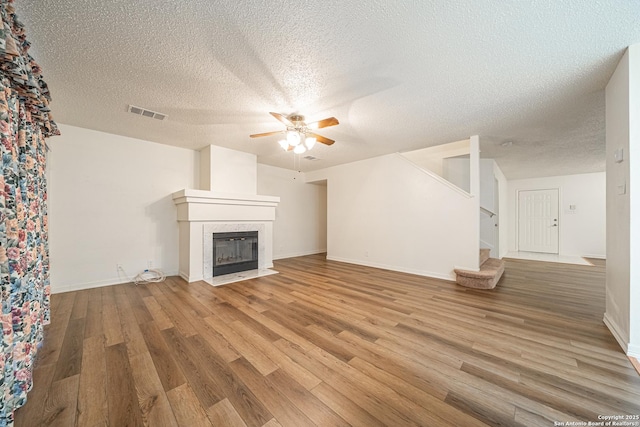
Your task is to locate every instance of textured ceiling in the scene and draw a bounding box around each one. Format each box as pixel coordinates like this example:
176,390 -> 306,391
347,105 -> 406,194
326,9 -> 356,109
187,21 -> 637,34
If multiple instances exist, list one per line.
18,0 -> 640,179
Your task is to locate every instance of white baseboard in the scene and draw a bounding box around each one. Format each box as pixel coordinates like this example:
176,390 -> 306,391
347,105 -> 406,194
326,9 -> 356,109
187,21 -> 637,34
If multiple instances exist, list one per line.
52,277 -> 128,294
52,270 -> 180,294
326,255 -> 455,282
273,249 -> 327,260
603,312 -> 629,353
179,271 -> 192,283
454,265 -> 480,272
628,343 -> 640,359
181,272 -> 203,283
582,253 -> 606,259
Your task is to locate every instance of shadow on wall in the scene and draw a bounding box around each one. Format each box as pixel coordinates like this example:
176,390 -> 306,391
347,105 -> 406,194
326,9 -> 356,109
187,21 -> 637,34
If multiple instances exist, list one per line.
145,194 -> 180,271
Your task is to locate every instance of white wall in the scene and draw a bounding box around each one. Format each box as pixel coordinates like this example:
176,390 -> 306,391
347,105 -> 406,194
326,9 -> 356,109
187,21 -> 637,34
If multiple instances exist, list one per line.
629,44 -> 640,356
605,46 -> 631,353
479,160 -> 496,212
401,139 -> 470,177
495,162 -> 509,259
257,164 -> 327,259
420,156 -> 507,258
479,159 -> 505,258
48,124 -> 198,293
309,153 -> 478,281
199,144 -> 257,194
605,44 -> 640,357
443,157 -> 470,193
507,173 -> 606,258
200,144 -> 212,190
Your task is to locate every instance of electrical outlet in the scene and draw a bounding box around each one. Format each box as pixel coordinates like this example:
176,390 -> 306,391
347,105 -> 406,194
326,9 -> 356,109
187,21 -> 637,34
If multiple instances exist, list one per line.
147,260 -> 153,269
116,263 -> 122,272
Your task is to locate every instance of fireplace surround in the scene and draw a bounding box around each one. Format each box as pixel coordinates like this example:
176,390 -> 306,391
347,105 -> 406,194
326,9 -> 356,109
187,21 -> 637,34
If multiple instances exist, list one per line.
173,189 -> 280,282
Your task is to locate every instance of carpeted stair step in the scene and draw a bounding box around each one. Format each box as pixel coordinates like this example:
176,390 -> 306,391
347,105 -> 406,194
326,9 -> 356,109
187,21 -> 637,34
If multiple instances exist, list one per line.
454,257 -> 505,289
479,248 -> 490,266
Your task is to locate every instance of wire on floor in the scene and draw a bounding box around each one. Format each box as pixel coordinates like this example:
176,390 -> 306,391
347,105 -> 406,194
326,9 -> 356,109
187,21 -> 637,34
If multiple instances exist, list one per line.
133,268 -> 166,285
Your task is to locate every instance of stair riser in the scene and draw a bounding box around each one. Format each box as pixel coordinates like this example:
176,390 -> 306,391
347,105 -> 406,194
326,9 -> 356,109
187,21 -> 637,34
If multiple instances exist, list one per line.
455,257 -> 505,289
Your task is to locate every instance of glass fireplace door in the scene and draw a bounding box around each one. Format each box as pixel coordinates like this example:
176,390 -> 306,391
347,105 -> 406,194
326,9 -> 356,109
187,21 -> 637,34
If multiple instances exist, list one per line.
212,231 -> 258,276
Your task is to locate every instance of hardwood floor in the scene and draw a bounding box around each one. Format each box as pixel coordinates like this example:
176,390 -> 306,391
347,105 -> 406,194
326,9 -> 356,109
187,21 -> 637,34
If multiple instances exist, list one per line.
15,255 -> 640,426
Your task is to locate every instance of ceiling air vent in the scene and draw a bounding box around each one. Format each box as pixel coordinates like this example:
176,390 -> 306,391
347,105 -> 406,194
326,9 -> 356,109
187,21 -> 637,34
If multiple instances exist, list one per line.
303,155 -> 321,161
128,105 -> 167,121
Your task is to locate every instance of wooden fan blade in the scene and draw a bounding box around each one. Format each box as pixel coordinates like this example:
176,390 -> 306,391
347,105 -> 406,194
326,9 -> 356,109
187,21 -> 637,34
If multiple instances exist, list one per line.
308,132 -> 335,146
307,117 -> 339,129
249,130 -> 283,138
269,112 -> 293,126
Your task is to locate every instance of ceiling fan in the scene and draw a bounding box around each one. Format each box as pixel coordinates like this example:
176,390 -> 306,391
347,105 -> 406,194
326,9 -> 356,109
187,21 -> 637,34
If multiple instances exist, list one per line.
250,112 -> 339,154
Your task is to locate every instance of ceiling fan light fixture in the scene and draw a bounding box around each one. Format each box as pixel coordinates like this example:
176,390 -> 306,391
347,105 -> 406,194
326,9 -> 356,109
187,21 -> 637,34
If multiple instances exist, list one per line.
250,112 -> 338,152
287,130 -> 301,146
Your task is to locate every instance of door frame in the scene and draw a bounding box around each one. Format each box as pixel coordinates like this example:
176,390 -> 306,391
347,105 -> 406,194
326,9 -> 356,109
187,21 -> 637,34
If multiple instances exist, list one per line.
516,187 -> 560,253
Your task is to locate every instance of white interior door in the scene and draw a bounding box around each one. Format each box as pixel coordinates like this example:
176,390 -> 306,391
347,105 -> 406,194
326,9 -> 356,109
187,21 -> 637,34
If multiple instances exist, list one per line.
518,189 -> 559,253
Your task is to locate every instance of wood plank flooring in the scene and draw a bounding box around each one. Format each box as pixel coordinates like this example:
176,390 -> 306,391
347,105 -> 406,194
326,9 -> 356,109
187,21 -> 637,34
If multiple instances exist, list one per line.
15,255 -> 640,426
631,357 -> 640,376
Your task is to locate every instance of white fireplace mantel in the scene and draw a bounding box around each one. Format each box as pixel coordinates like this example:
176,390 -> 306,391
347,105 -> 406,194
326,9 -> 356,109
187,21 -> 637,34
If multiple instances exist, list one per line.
172,189 -> 280,282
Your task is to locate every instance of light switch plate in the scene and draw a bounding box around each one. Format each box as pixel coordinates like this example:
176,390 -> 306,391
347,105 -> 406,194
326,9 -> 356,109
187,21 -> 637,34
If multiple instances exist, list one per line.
614,148 -> 624,163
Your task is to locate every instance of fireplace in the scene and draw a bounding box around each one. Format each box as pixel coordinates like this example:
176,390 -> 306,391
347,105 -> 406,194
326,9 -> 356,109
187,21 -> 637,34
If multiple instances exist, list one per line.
212,231 -> 258,276
173,189 -> 279,282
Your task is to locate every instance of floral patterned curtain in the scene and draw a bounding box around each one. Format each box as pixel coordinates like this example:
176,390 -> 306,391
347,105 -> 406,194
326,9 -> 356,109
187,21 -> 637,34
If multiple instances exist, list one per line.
0,0 -> 59,425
